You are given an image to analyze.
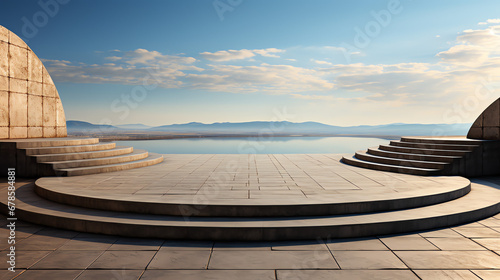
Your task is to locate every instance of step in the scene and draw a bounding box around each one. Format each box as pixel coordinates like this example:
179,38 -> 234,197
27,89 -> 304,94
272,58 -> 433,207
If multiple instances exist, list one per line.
1,179 -> 499,241
55,153 -> 164,176
355,151 -> 448,169
379,145 -> 470,157
390,140 -> 478,151
46,150 -> 149,169
367,148 -> 459,163
34,175 -> 471,217
341,156 -> 440,176
33,146 -> 134,163
24,143 -> 116,155
401,136 -> 483,146
0,137 -> 99,148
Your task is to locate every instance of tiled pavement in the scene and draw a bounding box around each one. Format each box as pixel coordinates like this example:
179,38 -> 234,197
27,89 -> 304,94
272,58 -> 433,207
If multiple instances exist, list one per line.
35,154 -> 469,205
2,154 -> 500,279
1,213 -> 500,279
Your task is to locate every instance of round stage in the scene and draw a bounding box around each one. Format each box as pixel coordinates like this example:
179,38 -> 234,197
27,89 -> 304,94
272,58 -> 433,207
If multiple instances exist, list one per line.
2,154 -> 500,241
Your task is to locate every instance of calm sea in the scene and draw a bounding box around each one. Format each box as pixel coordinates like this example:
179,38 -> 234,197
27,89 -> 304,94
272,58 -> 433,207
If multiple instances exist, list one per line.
114,136 -> 390,154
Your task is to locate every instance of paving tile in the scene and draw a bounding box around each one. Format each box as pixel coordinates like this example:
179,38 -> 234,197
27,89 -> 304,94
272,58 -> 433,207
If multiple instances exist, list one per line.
57,236 -> 116,251
108,238 -> 163,250
0,226 -> 41,239
326,238 -> 388,251
472,238 -> 500,250
89,251 -> 156,269
148,250 -> 211,269
478,218 -> 500,227
0,270 -> 24,280
270,240 -> 328,251
209,250 -> 338,269
0,250 -> 51,269
34,228 -> 79,239
160,240 -> 213,250
395,251 -> 500,269
31,250 -> 103,269
14,270 -> 82,280
141,270 -> 275,280
426,238 -> 486,250
453,227 -> 500,238
472,270 -> 500,279
213,241 -> 271,250
380,236 -> 439,250
15,235 -> 69,250
332,251 -> 407,269
277,270 -> 419,280
419,228 -> 464,238
76,269 -> 143,280
453,222 -> 490,229
413,270 -> 480,279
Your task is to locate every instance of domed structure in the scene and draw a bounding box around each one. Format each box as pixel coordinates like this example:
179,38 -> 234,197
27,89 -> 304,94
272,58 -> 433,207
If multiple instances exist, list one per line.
467,98 -> 500,140
0,25 -> 67,139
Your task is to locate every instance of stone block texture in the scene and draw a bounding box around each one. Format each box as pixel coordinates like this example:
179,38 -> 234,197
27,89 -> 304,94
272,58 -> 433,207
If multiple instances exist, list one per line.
468,98 -> 500,140
0,25 -> 66,139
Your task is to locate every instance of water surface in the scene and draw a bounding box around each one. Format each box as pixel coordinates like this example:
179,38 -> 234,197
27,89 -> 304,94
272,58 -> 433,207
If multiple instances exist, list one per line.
114,136 -> 389,154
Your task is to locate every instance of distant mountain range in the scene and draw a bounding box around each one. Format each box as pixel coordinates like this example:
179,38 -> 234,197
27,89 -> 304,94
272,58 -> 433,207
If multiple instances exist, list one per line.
66,120 -> 472,137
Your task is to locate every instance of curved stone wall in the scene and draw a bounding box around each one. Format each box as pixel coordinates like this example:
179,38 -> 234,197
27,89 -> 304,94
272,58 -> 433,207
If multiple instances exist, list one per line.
467,98 -> 500,140
0,25 -> 66,139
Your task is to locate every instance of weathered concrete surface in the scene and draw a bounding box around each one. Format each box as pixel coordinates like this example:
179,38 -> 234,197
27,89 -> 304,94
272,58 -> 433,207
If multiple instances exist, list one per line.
468,98 -> 500,140
0,25 -> 66,139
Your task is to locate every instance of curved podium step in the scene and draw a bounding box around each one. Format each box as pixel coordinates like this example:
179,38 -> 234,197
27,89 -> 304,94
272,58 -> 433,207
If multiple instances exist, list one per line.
367,148 -> 459,163
24,142 -> 116,155
401,136 -> 483,145
54,153 -> 164,176
390,140 -> 478,151
34,175 -> 471,217
46,149 -> 150,169
355,151 -> 447,169
34,146 -> 135,163
378,145 -> 470,157
3,137 -> 100,148
341,156 -> 440,176
2,180 -> 499,241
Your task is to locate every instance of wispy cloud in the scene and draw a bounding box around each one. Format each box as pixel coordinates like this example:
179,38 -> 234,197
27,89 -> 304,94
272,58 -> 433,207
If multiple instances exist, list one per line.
43,49 -> 201,88
199,48 -> 284,61
313,60 -> 333,65
187,63 -> 334,93
478,18 -> 500,25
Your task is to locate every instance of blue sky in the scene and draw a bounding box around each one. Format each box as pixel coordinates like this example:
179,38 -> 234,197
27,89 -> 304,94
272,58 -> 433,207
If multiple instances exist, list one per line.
1,0 -> 500,126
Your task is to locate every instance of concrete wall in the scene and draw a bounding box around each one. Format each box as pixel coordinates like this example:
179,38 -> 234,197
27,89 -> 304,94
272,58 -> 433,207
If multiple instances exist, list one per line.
0,25 -> 66,139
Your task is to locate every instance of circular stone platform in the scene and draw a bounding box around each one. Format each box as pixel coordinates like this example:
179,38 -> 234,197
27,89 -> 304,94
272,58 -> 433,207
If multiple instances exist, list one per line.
35,154 -> 471,217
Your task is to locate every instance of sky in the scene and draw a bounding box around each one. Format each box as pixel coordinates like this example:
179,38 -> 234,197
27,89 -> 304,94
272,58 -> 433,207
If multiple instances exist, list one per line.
1,0 -> 500,126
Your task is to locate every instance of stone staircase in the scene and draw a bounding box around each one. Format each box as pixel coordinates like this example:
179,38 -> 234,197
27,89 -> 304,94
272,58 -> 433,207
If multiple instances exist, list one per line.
0,137 -> 163,177
341,136 -> 500,177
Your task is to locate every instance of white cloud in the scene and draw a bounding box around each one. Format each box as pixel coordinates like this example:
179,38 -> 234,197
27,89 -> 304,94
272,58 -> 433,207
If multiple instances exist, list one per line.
437,44 -> 489,66
44,49 -> 201,88
122,48 -> 198,66
313,60 -> 333,65
200,48 -> 284,61
187,63 -> 334,93
478,19 -> 500,25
